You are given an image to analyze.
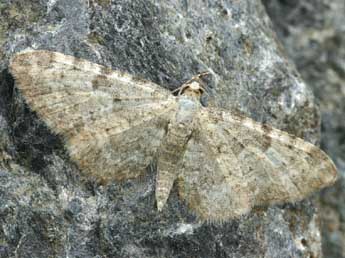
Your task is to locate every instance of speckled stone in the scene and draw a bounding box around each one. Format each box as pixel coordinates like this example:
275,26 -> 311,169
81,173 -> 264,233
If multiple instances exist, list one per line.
263,1 -> 345,257
0,1 -> 330,257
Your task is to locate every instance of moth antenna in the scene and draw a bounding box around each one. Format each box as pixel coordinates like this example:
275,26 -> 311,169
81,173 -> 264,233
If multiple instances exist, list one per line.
172,84 -> 189,96
183,71 -> 210,86
172,71 -> 211,96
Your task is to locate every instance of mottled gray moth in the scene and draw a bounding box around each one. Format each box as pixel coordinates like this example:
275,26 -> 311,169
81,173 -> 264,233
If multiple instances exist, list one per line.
10,50 -> 337,221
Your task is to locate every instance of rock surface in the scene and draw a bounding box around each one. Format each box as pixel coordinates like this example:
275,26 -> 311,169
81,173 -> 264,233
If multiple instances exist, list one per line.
263,1 -> 345,257
0,0 -> 337,257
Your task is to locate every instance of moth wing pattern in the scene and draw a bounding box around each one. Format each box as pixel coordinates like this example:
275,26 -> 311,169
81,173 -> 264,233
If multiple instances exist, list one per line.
178,108 -> 337,221
10,50 -> 178,181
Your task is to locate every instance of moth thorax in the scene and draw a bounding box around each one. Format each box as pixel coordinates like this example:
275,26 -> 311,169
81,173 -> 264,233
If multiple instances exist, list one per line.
176,97 -> 199,126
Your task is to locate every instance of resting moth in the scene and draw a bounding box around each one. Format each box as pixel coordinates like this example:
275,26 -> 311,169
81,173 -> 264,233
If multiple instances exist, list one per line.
10,50 -> 337,220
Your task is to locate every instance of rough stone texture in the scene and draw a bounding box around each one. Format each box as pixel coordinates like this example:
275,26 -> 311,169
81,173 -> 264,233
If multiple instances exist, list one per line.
0,0 -> 334,257
262,1 -> 345,257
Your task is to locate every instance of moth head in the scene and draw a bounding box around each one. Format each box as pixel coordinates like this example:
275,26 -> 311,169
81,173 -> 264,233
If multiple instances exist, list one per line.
183,81 -> 205,98
173,72 -> 210,98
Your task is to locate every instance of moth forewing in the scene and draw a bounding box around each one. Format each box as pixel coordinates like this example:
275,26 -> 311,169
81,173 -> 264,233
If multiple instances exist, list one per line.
176,108 -> 337,220
10,49 -> 178,182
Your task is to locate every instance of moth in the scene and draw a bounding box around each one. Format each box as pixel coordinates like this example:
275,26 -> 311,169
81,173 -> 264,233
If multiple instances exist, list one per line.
10,50 -> 337,221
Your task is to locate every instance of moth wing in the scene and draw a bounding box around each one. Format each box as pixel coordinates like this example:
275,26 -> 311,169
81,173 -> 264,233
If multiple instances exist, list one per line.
10,50 -> 177,181
179,108 -> 337,221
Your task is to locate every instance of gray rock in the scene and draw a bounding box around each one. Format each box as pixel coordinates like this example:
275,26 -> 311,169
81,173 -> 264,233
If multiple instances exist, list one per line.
0,0 -> 332,257
263,1 -> 345,257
